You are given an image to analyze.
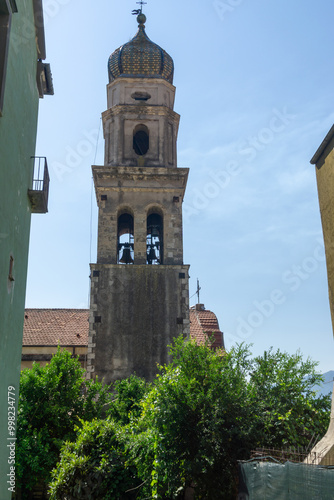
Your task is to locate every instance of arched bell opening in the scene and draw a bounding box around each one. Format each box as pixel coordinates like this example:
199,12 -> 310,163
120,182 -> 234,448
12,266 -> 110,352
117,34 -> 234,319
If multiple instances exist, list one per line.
133,124 -> 149,156
117,213 -> 134,264
146,213 -> 163,265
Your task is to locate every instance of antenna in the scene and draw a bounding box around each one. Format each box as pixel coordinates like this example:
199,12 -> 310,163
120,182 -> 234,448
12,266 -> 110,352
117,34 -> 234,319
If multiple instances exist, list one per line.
196,278 -> 201,304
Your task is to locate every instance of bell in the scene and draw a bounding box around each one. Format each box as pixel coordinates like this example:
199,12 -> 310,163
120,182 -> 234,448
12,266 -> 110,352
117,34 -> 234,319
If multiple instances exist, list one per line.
147,246 -> 158,264
150,226 -> 160,238
119,245 -> 133,264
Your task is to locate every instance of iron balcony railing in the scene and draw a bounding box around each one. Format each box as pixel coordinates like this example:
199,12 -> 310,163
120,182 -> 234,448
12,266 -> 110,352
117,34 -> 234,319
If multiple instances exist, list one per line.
28,156 -> 50,214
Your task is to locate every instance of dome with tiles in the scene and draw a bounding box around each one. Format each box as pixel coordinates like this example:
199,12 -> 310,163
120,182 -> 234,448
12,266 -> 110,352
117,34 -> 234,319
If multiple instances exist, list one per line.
108,14 -> 174,84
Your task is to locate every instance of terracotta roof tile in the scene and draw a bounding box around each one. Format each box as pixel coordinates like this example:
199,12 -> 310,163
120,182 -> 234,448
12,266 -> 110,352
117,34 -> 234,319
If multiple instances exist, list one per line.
23,309 -> 89,346
23,307 -> 224,350
189,307 -> 224,349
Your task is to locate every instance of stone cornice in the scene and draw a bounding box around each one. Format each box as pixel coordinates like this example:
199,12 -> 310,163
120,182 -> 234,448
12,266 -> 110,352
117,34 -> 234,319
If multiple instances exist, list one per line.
107,77 -> 176,92
92,165 -> 189,202
102,104 -> 180,123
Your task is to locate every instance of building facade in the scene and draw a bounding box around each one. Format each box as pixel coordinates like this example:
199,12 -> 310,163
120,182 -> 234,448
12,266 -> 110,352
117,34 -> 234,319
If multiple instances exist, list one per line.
0,0 -> 53,496
308,124 -> 334,466
86,12 -> 191,384
21,306 -> 224,370
311,124 -> 334,335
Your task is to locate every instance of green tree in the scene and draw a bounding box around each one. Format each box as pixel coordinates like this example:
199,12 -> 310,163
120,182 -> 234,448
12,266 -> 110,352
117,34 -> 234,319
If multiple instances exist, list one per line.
137,339 -> 258,499
107,374 -> 150,424
16,347 -> 112,497
49,339 -> 331,500
249,347 -> 331,448
49,419 -> 140,500
49,375 -> 151,500
50,340 -> 258,499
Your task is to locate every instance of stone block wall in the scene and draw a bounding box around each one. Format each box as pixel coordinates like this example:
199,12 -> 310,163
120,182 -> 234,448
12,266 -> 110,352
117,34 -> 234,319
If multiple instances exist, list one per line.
87,264 -> 190,383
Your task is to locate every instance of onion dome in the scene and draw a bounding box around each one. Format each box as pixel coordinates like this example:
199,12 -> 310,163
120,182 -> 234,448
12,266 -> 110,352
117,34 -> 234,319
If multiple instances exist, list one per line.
108,14 -> 174,84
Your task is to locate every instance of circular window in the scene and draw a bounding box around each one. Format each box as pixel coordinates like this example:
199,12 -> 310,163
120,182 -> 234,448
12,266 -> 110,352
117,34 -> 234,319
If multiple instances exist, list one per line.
133,129 -> 149,156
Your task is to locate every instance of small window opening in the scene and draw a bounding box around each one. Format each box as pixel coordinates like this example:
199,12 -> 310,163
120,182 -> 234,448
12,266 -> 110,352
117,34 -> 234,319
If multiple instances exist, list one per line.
7,254 -> 14,292
147,213 -> 163,265
8,255 -> 14,281
133,125 -> 149,156
131,91 -> 151,101
118,213 -> 134,264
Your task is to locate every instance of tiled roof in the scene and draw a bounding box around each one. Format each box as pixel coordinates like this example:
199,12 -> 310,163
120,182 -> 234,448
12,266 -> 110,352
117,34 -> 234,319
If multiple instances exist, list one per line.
108,23 -> 174,84
23,309 -> 89,346
189,306 -> 224,349
23,306 -> 224,349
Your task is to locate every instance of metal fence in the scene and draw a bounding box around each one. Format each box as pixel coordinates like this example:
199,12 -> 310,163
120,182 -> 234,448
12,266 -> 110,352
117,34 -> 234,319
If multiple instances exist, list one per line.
239,456 -> 334,500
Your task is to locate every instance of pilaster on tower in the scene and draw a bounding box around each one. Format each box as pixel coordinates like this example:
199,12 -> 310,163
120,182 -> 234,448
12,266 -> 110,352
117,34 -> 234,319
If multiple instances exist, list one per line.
87,12 -> 190,384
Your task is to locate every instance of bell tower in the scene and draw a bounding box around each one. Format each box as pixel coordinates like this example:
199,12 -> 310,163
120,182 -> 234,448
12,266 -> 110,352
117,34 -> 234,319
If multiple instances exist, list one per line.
87,11 -> 190,383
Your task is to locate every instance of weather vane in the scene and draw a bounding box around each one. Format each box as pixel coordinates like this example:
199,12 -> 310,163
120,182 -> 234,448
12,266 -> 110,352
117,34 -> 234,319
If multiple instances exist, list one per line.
132,0 -> 147,15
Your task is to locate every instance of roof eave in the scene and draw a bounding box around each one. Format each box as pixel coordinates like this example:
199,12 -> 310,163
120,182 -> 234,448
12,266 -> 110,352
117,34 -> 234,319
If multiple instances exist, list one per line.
33,0 -> 46,60
310,124 -> 334,165
23,344 -> 87,348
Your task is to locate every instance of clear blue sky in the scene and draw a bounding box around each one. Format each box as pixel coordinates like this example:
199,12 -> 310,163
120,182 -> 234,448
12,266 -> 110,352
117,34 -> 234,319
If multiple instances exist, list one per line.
26,0 -> 334,372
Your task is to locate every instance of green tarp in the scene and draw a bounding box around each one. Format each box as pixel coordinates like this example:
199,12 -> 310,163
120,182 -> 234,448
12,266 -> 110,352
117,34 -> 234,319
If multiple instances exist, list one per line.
239,460 -> 334,500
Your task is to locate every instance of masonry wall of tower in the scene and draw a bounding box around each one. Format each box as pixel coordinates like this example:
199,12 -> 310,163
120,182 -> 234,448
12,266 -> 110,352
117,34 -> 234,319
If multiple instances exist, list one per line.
94,167 -> 187,265
103,79 -> 179,168
88,265 -> 190,383
87,13 -> 190,383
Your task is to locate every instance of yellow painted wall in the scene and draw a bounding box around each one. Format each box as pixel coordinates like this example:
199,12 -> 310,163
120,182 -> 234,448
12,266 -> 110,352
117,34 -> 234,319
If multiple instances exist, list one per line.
315,135 -> 334,335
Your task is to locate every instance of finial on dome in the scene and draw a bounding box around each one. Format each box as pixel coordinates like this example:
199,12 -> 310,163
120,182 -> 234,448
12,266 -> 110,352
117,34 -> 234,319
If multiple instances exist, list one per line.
137,12 -> 146,25
132,1 -> 147,26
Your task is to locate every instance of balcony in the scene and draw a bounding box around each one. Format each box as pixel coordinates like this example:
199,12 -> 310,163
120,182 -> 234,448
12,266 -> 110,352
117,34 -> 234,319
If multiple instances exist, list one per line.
28,156 -> 50,214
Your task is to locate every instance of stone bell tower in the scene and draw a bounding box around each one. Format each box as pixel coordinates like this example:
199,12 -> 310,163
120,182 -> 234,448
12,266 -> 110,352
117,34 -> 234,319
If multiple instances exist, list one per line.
86,11 -> 190,383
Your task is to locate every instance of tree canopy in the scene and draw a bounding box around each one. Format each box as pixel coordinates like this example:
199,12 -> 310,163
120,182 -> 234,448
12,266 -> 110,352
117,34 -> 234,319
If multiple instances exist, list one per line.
47,339 -> 330,500
249,347 -> 330,448
16,347 -> 112,496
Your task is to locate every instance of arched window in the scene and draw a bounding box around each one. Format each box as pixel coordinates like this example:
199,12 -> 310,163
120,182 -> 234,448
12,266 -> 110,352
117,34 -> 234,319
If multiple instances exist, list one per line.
117,213 -> 134,264
147,213 -> 163,265
133,124 -> 149,156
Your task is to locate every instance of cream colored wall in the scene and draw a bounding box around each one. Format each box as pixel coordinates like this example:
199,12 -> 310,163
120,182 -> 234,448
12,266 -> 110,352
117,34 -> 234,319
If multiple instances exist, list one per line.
316,136 -> 334,335
107,78 -> 176,109
21,346 -> 88,370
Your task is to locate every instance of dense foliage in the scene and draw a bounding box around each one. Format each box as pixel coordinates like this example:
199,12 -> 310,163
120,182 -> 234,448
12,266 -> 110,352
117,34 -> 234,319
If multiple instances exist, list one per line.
136,340 -> 257,499
48,419 -> 140,500
16,347 -> 112,496
249,347 -> 331,448
106,374 -> 150,425
47,340 -> 331,500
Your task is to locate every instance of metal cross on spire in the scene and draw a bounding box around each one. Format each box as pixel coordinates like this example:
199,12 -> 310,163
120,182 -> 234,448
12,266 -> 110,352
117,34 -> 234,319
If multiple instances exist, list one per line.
132,0 -> 147,15
196,278 -> 201,304
137,0 -> 147,12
